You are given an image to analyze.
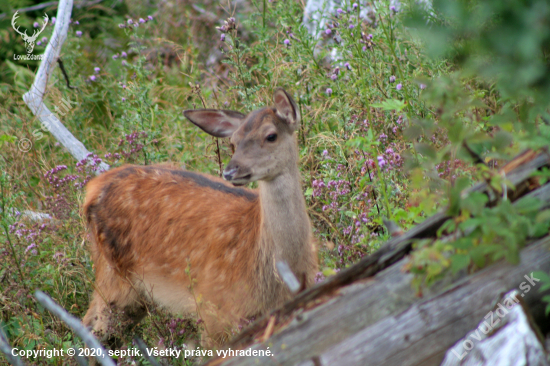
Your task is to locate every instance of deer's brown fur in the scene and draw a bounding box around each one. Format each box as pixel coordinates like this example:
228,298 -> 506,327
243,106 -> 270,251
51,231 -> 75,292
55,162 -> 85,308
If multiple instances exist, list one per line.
82,88 -> 318,345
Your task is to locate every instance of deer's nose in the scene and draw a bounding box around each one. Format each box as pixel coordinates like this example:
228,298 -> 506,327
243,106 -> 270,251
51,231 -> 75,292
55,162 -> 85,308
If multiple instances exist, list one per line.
223,167 -> 238,181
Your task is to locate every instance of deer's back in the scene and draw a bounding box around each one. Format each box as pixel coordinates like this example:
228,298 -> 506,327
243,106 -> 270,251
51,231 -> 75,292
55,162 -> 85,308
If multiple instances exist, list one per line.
84,164 -> 262,316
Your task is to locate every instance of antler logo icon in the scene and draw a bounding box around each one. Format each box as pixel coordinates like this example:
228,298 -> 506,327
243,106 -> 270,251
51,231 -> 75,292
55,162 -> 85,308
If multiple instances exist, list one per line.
12,11 -> 49,54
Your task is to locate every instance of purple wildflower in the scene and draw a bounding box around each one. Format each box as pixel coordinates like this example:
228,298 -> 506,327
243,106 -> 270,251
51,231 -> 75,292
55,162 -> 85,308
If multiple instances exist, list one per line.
315,272 -> 326,283
284,39 -> 290,45
389,75 -> 396,83
37,41 -> 42,46
121,51 -> 128,58
326,88 -> 333,96
139,18 -> 146,24
112,54 -> 119,60
147,15 -> 153,21
89,75 -> 96,81
390,5 -> 397,12
127,19 -> 133,25
122,97 -> 126,102
76,30 -> 82,37
42,37 -> 48,43
221,33 -> 226,42
420,83 -> 426,90
33,22 -> 39,28
25,243 -> 37,254
94,67 -> 100,73
52,17 -> 56,25
118,24 -> 125,28
74,20 -> 80,25
337,8 -> 343,14
325,29 -> 332,35
396,83 -> 402,90
344,62 -> 351,70
349,24 -> 355,29
331,74 -> 337,81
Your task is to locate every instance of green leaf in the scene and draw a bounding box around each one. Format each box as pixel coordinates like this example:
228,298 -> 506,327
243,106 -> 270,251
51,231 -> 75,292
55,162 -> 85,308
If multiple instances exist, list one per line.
493,131 -> 513,151
450,254 -> 470,274
461,192 -> 489,216
452,238 -> 473,250
415,143 -> 437,160
370,99 -> 406,111
536,209 -> 550,224
470,247 -> 487,268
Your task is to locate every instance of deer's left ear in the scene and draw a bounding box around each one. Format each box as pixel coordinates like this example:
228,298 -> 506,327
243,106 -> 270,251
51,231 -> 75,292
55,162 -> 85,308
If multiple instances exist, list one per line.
273,88 -> 301,130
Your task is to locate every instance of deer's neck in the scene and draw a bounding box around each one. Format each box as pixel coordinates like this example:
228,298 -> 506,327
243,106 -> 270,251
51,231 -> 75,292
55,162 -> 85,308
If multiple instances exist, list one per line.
257,161 -> 311,281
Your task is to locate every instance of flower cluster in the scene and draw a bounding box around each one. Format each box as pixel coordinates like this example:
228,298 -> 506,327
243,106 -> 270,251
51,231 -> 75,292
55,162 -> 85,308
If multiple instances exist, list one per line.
115,131 -> 148,162
217,17 -> 236,33
74,153 -> 106,189
376,147 -> 402,171
8,222 -> 51,256
118,15 -> 153,28
360,32 -> 374,50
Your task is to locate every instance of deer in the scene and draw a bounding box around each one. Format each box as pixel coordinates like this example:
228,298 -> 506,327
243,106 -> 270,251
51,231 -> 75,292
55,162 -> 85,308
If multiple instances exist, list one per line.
82,88 -> 318,347
12,11 -> 49,54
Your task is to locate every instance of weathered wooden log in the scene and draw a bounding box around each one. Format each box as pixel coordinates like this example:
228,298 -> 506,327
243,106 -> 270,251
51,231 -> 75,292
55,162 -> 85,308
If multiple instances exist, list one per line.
207,236 -> 550,366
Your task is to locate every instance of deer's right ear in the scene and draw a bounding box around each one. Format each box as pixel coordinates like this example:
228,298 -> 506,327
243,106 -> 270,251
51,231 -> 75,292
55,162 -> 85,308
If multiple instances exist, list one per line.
183,109 -> 246,138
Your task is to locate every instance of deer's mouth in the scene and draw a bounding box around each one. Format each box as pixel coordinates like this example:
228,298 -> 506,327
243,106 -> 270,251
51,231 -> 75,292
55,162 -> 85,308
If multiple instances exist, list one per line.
231,174 -> 252,186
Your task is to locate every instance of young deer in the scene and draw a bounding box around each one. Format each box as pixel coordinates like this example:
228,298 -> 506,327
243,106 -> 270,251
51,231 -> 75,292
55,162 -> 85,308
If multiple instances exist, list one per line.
82,88 -> 318,345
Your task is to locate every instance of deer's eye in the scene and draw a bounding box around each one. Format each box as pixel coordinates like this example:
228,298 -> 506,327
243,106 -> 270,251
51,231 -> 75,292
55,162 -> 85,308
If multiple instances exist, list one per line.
266,134 -> 277,142
230,143 -> 235,153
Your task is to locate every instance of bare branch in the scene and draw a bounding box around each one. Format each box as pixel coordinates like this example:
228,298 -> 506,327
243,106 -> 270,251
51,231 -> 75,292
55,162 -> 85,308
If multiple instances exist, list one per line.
0,327 -> 27,366
73,348 -> 89,366
34,290 -> 116,366
21,0 -> 109,173
57,58 -> 77,89
134,338 -> 161,366
276,261 -> 300,293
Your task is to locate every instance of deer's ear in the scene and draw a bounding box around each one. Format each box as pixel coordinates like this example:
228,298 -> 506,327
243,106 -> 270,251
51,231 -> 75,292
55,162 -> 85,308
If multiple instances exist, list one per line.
183,109 -> 246,138
273,88 -> 300,130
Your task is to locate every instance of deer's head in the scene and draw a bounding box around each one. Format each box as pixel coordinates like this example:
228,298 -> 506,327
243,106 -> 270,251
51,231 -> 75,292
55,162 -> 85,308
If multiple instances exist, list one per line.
12,11 -> 49,54
183,88 -> 301,186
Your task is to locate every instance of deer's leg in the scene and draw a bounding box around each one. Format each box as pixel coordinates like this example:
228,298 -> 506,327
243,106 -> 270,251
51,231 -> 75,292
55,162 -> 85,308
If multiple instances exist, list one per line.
83,254 -> 146,344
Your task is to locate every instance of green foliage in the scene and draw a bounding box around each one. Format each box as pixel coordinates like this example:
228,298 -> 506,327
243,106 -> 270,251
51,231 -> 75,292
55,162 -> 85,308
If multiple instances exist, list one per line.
533,270 -> 550,316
